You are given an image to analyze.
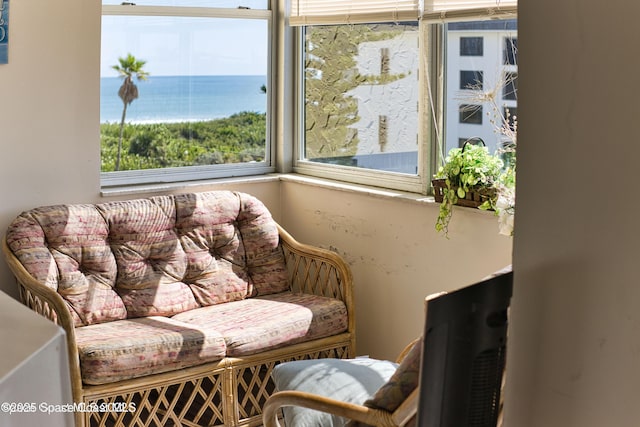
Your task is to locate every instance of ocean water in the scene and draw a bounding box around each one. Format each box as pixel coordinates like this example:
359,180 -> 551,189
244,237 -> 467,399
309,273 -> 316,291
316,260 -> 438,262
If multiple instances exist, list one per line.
100,75 -> 267,124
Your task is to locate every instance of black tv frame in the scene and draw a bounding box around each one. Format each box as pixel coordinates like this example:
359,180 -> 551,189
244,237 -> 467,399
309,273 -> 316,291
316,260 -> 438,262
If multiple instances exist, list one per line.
417,270 -> 513,427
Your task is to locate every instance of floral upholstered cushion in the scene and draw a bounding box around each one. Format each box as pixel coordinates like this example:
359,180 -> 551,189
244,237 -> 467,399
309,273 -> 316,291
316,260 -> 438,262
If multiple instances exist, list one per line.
348,337 -> 422,427
5,191 -> 289,327
172,292 -> 349,356
5,204 -> 127,326
75,316 -> 227,385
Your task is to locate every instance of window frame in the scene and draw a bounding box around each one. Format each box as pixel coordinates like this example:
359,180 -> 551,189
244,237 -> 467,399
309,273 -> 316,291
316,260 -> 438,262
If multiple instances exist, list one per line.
291,9 -> 516,196
292,22 -> 434,194
99,4 -> 276,188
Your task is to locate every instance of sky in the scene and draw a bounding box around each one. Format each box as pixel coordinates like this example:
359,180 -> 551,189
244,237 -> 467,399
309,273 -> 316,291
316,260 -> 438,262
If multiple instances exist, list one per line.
101,2 -> 269,77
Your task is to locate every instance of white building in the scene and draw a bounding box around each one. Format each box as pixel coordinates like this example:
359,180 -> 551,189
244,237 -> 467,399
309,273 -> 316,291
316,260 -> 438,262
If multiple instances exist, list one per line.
344,20 -> 517,173
445,20 -> 518,155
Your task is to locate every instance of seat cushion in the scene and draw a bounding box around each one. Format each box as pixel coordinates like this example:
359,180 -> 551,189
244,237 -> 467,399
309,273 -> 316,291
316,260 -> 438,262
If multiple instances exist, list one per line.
172,292 -> 349,356
75,316 -> 227,385
271,358 -> 399,427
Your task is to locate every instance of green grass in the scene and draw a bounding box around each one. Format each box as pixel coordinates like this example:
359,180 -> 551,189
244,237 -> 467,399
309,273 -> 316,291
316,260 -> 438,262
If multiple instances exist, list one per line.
101,111 -> 266,172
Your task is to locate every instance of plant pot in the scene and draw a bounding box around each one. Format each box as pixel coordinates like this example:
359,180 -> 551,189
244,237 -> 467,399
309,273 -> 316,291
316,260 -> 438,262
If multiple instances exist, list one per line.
431,178 -> 496,209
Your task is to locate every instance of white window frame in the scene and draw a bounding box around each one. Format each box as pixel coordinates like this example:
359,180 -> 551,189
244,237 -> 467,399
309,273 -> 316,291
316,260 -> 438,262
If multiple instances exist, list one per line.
291,5 -> 517,196
292,22 -> 433,194
100,4 -> 276,188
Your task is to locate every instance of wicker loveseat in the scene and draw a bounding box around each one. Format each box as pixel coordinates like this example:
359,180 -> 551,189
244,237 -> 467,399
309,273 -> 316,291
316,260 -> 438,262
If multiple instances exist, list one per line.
2,190 -> 354,427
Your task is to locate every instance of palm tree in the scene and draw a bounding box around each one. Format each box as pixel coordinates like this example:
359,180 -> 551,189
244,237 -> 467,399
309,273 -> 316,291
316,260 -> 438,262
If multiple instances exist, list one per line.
112,53 -> 149,171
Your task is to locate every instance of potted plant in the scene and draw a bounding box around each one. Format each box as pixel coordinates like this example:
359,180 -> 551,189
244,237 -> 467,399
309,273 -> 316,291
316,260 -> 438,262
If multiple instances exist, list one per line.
433,139 -> 505,236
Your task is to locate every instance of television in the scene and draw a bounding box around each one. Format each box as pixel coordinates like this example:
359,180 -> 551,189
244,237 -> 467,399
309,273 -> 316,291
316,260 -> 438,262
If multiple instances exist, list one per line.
417,270 -> 513,427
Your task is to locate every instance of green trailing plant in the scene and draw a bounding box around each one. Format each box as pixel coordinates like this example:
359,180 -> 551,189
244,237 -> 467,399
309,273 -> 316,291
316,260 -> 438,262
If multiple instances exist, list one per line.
434,141 -> 504,236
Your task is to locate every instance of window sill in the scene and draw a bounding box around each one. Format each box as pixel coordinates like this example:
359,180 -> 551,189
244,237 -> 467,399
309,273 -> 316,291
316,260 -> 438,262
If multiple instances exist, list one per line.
100,174 -> 282,198
100,172 -> 494,217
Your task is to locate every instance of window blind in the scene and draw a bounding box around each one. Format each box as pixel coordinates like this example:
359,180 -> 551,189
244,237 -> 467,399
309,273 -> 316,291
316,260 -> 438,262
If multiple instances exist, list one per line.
288,0 -> 420,26
423,0 -> 517,21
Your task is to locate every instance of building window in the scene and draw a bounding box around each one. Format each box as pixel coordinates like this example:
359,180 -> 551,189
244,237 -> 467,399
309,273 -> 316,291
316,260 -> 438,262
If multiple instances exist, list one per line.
379,115 -> 389,151
444,19 -> 517,156
380,47 -> 391,75
503,106 -> 517,131
504,36 -> 518,65
460,70 -> 483,90
460,36 -> 483,56
503,72 -> 518,100
459,104 -> 483,124
100,0 -> 273,187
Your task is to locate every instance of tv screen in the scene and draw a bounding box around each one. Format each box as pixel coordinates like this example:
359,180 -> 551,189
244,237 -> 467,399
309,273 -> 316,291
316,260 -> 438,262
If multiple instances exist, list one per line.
417,270 -> 513,427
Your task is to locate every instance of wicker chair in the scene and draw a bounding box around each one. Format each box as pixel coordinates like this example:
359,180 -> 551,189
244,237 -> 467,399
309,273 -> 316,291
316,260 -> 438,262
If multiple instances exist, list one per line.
262,268 -> 512,427
262,338 -> 421,427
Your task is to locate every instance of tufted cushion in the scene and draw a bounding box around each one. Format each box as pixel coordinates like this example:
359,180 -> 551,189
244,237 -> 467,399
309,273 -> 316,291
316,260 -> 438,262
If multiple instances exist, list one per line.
97,197 -> 199,319
171,292 -> 349,356
5,191 -> 289,327
75,316 -> 227,385
271,358 -> 399,427
5,204 -> 126,326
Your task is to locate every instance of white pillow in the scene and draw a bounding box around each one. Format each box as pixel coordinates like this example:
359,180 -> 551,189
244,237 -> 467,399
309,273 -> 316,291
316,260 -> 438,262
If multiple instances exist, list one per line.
271,358 -> 399,427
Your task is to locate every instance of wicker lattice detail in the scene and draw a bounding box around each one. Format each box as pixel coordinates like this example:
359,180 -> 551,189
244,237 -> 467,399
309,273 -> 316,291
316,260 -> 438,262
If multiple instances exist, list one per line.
85,374 -> 225,427
20,287 -> 59,324
234,344 -> 352,426
283,247 -> 344,301
235,362 -> 278,421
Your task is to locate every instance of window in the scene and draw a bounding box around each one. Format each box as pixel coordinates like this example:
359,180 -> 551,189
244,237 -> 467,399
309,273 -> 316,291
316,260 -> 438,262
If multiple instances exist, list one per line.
460,70 -> 483,90
100,0 -> 273,187
504,36 -> 518,65
503,106 -> 517,131
460,37 -> 483,56
503,71 -> 518,100
459,104 -> 483,124
299,23 -> 420,179
444,18 -> 518,156
289,0 -> 516,194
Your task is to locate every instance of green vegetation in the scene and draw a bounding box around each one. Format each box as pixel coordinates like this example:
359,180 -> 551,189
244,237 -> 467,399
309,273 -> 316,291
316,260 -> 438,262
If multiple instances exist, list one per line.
100,112 -> 266,172
112,54 -> 149,171
434,142 -> 504,236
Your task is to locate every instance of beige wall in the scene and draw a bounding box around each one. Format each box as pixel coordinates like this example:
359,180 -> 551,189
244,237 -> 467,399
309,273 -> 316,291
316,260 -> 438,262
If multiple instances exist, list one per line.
505,0 -> 640,425
281,179 -> 512,360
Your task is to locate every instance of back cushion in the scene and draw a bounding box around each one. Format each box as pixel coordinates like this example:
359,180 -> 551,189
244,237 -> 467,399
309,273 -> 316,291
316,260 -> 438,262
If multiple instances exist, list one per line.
6,191 -> 289,327
96,196 -> 199,318
6,204 -> 126,326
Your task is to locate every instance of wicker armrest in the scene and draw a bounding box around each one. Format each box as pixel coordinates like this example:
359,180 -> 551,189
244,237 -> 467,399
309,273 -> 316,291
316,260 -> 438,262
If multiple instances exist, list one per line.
277,224 -> 353,304
262,389 -> 418,427
2,237 -> 79,357
2,237 -> 84,407
395,337 -> 421,364
2,239 -> 75,331
277,224 -> 355,355
262,390 -> 393,427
